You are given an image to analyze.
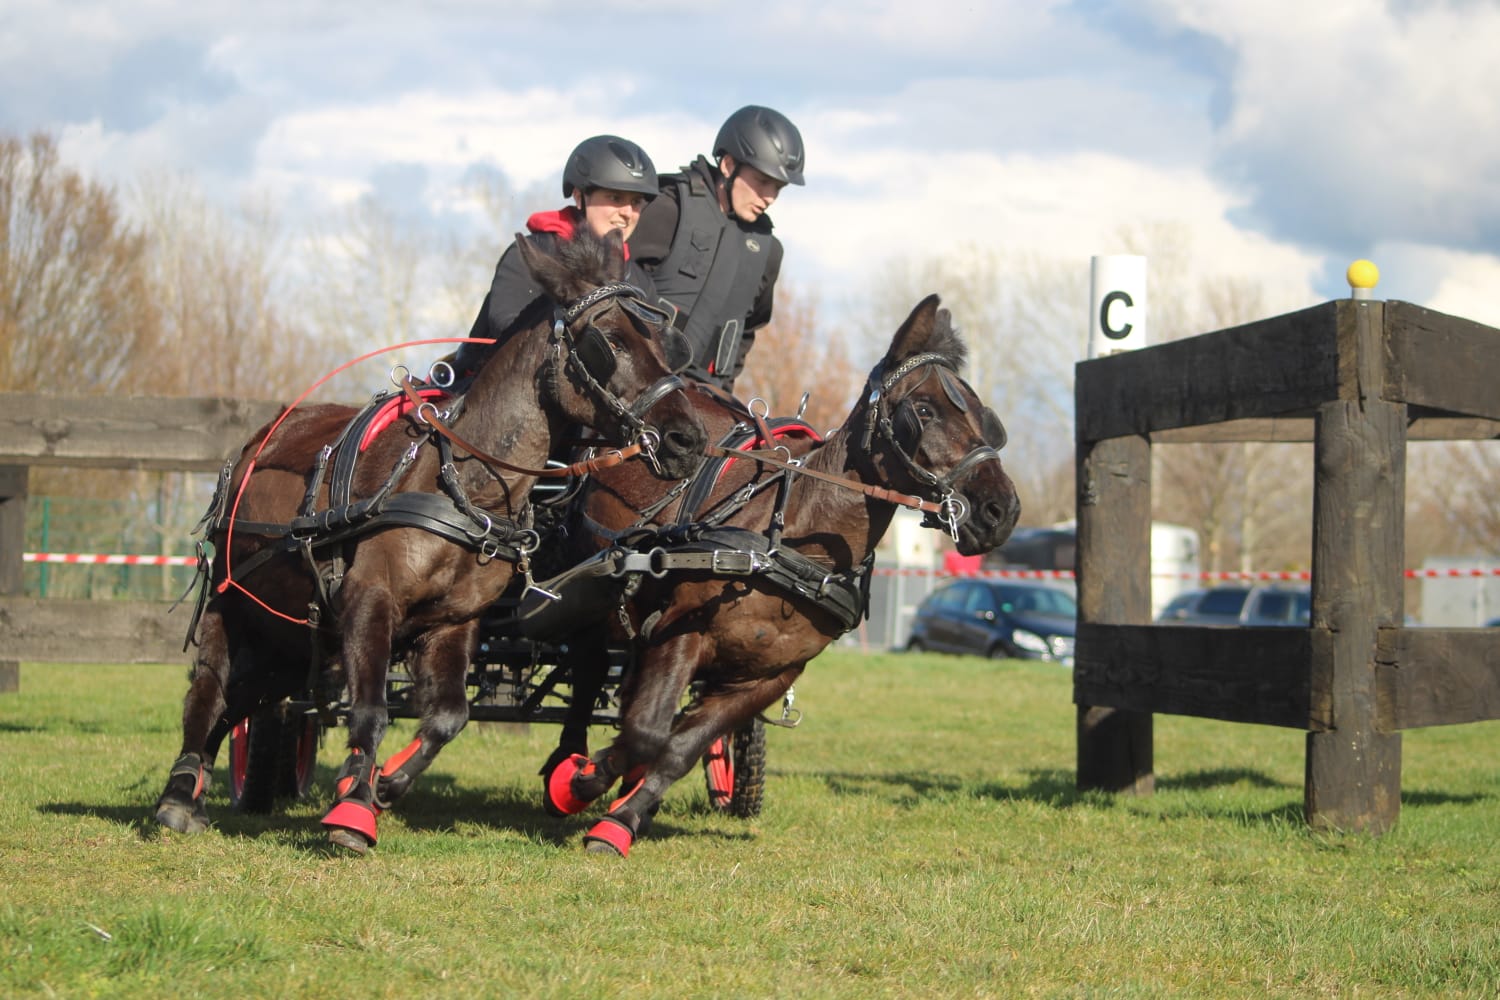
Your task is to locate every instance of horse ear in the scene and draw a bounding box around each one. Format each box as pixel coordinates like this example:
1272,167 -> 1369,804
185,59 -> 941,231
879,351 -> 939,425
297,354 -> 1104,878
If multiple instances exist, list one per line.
884,294 -> 942,367
600,229 -> 628,279
516,232 -> 586,304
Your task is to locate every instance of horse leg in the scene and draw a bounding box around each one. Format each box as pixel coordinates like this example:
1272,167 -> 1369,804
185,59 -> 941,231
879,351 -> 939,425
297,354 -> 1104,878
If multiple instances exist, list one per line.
321,584 -> 396,854
555,632 -> 705,819
155,608 -> 233,834
374,621 -> 477,809
540,623 -> 613,816
585,666 -> 803,858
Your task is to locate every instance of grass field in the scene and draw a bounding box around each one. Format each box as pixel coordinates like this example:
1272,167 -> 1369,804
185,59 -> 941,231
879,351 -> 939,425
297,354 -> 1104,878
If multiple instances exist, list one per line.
2,650 -> 1498,998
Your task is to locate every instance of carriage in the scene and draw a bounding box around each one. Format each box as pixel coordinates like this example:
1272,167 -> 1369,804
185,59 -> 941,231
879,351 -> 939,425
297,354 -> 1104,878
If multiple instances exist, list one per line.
154,228 -> 1019,856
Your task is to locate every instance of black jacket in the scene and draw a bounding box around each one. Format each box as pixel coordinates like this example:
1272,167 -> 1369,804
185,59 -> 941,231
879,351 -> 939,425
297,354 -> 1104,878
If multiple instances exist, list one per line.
453,213 -> 656,377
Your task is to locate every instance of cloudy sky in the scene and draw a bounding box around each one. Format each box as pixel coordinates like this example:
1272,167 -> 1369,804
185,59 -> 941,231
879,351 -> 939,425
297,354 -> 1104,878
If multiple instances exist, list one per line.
5,0 -> 1500,339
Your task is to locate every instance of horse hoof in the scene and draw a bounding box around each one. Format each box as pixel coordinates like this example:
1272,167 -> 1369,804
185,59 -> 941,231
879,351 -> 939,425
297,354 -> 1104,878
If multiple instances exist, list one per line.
544,754 -> 594,817
582,816 -> 633,858
322,800 -> 379,851
154,801 -> 209,835
328,827 -> 373,855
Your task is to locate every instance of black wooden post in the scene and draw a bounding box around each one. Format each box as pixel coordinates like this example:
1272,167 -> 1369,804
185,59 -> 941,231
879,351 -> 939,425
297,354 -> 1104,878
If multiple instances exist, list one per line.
1304,302 -> 1404,833
1076,434 -> 1154,794
0,465 -> 26,692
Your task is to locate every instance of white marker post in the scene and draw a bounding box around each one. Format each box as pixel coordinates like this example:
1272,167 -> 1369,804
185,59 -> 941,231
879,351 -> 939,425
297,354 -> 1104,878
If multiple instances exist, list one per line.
1088,255 -> 1148,358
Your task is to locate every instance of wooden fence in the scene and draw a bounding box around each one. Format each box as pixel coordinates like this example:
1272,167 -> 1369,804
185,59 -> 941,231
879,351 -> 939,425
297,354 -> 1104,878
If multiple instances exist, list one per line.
1073,298 -> 1500,834
0,392 -> 284,689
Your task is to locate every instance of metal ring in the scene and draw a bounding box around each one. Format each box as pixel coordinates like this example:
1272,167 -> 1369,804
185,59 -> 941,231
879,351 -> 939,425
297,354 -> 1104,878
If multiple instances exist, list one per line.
748,397 -> 771,419
517,529 -> 541,555
428,360 -> 455,388
465,511 -> 493,541
416,401 -> 440,426
647,547 -> 670,579
941,494 -> 970,525
389,364 -> 411,387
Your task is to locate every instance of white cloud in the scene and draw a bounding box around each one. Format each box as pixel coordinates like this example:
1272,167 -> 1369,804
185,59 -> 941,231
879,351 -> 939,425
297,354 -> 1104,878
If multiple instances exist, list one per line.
774,147 -> 1321,317
1370,242 -> 1500,330
1148,0 -> 1500,253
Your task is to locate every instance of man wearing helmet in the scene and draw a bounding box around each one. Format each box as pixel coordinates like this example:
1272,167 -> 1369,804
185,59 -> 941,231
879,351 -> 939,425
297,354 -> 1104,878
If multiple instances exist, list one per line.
627,105 -> 805,391
450,135 -> 660,377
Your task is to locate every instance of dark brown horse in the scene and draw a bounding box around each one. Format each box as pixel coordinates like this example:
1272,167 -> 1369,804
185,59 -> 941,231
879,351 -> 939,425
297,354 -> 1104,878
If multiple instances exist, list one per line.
538,294 -> 1021,856
153,229 -> 708,852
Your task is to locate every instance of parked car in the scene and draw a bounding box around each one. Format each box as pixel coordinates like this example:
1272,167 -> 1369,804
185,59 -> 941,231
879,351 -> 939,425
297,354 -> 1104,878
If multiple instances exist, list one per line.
1156,584 -> 1311,627
906,579 -> 1076,665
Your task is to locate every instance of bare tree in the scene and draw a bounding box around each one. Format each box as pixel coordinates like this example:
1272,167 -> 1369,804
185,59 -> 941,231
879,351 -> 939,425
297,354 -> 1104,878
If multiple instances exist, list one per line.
734,283 -> 860,434
0,131 -> 155,392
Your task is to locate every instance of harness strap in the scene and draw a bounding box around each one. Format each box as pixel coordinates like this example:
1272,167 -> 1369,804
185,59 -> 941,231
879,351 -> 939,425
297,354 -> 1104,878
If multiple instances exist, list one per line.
398,377 -> 646,478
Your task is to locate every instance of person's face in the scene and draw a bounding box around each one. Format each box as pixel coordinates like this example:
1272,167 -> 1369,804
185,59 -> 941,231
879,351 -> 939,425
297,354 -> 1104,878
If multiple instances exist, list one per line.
579,187 -> 650,240
719,156 -> 787,223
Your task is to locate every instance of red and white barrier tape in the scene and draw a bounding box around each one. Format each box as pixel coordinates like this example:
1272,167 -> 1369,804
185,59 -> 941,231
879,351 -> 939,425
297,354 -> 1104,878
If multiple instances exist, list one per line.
20,553 -> 1500,580
872,566 -> 1500,581
23,552 -> 198,567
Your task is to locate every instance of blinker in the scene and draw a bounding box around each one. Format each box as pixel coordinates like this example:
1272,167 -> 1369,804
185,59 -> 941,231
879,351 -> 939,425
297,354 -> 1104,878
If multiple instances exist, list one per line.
574,327 -> 617,382
662,329 -> 693,374
936,368 -> 970,412
981,407 -> 1008,450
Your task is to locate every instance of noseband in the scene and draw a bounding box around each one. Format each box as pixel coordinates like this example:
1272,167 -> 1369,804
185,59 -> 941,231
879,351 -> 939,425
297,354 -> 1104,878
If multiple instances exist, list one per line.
551,281 -> 687,467
860,352 -> 1005,534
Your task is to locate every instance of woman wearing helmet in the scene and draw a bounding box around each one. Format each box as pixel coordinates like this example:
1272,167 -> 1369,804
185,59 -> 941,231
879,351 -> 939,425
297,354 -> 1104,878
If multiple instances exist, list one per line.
627,105 -> 805,391
451,135 -> 660,377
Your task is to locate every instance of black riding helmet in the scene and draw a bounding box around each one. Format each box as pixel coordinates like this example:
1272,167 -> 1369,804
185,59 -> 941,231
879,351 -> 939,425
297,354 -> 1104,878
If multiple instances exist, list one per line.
713,106 -> 806,186
562,135 -> 659,199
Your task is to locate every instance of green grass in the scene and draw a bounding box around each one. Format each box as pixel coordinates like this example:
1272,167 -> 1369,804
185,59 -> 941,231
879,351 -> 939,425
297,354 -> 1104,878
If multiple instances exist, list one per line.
3,651 -> 1499,998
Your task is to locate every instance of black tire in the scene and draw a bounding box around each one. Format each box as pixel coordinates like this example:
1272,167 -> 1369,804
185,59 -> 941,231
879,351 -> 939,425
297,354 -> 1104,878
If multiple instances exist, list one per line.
702,717 -> 767,819
227,708 -> 320,813
907,638 -> 925,652
275,711 -> 321,801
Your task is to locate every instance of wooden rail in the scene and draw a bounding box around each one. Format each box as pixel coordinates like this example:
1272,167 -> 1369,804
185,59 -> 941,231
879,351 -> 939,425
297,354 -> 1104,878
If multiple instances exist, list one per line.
1073,299 -> 1500,834
0,392 -> 285,688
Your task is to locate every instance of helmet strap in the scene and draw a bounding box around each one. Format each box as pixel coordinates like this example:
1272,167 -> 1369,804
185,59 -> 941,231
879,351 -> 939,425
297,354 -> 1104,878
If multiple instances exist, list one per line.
720,161 -> 749,221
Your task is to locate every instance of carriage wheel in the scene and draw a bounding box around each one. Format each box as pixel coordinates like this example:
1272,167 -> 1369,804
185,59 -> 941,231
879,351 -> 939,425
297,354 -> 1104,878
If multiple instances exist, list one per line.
276,711 -> 321,801
228,708 -> 320,813
702,717 -> 766,819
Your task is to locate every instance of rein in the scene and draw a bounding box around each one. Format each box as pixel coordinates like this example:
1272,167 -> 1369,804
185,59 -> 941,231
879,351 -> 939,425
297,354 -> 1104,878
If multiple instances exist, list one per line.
701,441 -> 961,522
398,376 -> 646,478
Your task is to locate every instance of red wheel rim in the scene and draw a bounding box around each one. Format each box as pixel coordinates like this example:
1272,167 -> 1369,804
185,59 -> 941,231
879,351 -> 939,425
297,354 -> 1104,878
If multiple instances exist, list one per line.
228,718 -> 250,801
293,716 -> 317,794
705,736 -> 733,807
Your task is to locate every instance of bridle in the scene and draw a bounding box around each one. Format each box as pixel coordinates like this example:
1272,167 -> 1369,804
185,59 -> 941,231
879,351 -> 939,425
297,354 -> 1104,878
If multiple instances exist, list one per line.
414,280 -> 689,478
857,351 -> 1007,533
705,353 -> 1007,540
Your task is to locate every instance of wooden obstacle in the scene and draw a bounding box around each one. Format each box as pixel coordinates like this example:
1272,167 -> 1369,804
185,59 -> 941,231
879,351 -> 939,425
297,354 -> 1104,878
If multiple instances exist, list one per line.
0,393 -> 284,688
1073,298 -> 1500,834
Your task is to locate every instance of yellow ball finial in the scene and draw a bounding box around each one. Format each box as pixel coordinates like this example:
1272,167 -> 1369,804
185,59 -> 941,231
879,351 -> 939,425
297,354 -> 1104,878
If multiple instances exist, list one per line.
1347,259 -> 1379,292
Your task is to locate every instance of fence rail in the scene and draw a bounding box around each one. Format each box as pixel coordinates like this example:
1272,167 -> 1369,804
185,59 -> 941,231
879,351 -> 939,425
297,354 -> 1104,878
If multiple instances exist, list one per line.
0,392 -> 285,687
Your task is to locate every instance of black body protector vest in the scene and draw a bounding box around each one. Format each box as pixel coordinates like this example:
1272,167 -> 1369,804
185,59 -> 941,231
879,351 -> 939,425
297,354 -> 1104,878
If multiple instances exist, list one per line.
651,169 -> 774,384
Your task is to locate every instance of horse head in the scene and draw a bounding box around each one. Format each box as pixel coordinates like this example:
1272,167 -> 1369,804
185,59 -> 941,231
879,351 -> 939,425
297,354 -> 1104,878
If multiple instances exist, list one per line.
514,229 -> 706,481
852,294 -> 1021,555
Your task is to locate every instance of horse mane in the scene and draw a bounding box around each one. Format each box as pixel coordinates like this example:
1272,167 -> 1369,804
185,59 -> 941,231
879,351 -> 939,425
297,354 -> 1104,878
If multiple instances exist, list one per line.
549,226 -> 627,287
493,227 -> 630,343
925,305 -> 969,372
